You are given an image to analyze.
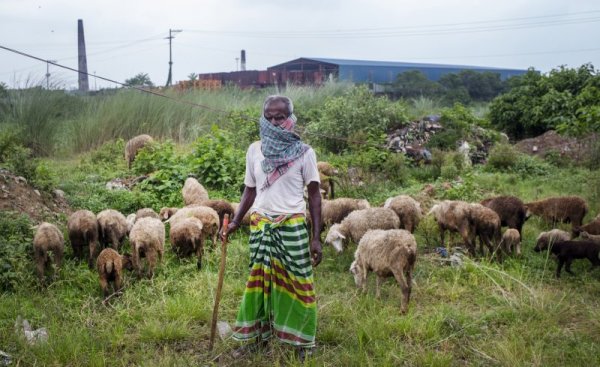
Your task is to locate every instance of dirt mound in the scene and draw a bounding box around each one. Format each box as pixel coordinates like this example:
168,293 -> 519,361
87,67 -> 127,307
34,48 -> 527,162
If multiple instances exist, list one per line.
515,130 -> 596,161
0,169 -> 72,223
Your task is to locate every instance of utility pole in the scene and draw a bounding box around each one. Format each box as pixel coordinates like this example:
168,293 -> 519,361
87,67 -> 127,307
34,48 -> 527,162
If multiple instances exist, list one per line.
46,60 -> 57,89
235,57 -> 239,71
165,28 -> 182,87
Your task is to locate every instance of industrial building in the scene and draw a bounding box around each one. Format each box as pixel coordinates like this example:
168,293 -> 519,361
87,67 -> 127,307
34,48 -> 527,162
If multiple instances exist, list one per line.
188,54 -> 529,89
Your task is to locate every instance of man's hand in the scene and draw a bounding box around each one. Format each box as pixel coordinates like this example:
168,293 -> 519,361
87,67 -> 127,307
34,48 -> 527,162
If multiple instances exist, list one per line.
310,238 -> 322,267
221,221 -> 239,242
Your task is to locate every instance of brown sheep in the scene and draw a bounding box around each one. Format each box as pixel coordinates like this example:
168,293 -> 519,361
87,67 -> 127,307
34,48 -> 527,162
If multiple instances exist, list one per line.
197,199 -> 235,231
428,200 -> 472,252
581,231 -> 600,244
33,222 -> 64,284
524,196 -> 588,234
534,239 -> 600,278
67,210 -> 99,268
350,229 -> 417,314
97,209 -> 129,251
317,161 -> 338,199
125,134 -> 153,169
480,195 -> 527,235
135,208 -> 159,221
169,217 -> 204,269
167,206 -> 220,248
574,217 -> 600,237
469,203 -> 502,258
96,248 -> 133,299
182,177 -> 209,205
384,195 -> 423,233
159,207 -> 179,221
129,217 -> 165,279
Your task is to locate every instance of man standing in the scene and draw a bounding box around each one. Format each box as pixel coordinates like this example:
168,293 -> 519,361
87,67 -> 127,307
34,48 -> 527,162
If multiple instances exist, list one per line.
224,95 -> 322,360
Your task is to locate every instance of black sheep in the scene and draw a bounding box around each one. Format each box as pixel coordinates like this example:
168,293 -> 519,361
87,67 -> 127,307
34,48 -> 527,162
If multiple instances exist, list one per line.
534,239 -> 600,278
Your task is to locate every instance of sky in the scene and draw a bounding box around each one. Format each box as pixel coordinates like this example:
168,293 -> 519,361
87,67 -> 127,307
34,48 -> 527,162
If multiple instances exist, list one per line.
1,0 -> 599,90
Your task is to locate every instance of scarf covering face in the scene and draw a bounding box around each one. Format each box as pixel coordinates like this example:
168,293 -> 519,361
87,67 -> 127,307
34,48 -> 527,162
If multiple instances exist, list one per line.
259,114 -> 310,190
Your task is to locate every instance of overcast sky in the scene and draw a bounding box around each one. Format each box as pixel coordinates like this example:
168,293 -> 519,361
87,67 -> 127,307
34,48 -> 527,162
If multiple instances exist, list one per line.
1,0 -> 599,89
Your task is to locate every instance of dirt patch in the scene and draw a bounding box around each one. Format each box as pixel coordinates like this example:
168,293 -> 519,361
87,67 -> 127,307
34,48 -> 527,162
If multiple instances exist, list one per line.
0,169 -> 72,223
514,130 -> 597,161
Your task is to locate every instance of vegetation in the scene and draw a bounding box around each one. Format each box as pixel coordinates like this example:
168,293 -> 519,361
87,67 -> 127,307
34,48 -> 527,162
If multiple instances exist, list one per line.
1,69 -> 599,365
124,72 -> 155,88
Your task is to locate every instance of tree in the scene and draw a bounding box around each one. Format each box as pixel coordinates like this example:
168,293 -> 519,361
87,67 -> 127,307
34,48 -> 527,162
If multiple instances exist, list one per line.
392,70 -> 440,99
188,73 -> 198,81
124,73 -> 154,88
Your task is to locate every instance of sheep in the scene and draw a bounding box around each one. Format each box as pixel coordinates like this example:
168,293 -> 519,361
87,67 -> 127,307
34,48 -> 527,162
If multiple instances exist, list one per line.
97,209 -> 129,251
350,229 -> 417,314
325,207 -> 400,253
581,231 -> 600,244
308,198 -> 371,234
317,161 -> 338,199
574,217 -> 600,237
159,207 -> 179,221
125,134 -> 153,169
535,229 -> 572,250
129,217 -> 165,279
427,200 -> 472,252
167,206 -> 220,248
468,203 -> 502,258
533,239 -> 600,278
384,195 -> 422,233
197,199 -> 235,230
182,177 -> 209,206
67,210 -> 99,268
135,208 -> 159,221
96,248 -> 133,299
524,196 -> 588,234
169,217 -> 204,269
499,228 -> 521,257
480,195 -> 527,235
33,222 -> 64,284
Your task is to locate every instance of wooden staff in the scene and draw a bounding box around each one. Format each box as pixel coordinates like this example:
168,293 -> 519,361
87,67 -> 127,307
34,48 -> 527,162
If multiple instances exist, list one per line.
209,213 -> 229,352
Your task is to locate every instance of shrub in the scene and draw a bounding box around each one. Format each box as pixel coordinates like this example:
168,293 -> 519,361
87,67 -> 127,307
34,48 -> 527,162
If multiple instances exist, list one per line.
31,161 -> 58,192
0,212 -> 36,292
486,144 -> 519,171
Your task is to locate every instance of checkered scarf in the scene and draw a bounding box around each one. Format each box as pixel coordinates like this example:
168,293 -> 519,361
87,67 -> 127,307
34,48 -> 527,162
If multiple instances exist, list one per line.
259,114 -> 309,190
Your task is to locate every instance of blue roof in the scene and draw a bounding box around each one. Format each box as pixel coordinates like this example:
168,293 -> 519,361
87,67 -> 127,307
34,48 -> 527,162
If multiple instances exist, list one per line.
302,57 -> 526,72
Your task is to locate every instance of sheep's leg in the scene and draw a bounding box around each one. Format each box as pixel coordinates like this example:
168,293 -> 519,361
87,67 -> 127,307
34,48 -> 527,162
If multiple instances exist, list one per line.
146,248 -> 157,279
375,276 -> 383,299
556,258 -> 565,278
439,227 -> 446,247
36,252 -> 46,285
54,248 -> 63,280
393,269 -> 410,314
565,258 -> 575,275
100,277 -> 110,298
195,237 -> 204,270
114,273 -> 123,294
132,245 -> 142,279
88,241 -> 97,269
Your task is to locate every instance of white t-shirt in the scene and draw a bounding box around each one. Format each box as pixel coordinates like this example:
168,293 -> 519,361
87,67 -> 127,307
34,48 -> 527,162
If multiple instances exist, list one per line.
244,141 -> 320,215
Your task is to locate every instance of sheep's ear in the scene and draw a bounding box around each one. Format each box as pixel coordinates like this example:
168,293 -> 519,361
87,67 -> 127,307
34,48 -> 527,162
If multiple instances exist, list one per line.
336,231 -> 346,240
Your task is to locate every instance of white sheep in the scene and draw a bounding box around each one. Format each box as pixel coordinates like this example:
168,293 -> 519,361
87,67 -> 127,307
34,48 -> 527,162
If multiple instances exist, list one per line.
129,217 -> 165,279
499,228 -> 521,256
182,177 -> 209,206
33,222 -> 64,284
350,229 -> 417,314
384,195 -> 423,233
325,207 -> 400,253
169,217 -> 204,269
97,209 -> 129,251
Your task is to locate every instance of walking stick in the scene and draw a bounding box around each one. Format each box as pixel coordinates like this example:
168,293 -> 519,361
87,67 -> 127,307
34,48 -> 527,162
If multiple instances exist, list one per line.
209,213 -> 229,352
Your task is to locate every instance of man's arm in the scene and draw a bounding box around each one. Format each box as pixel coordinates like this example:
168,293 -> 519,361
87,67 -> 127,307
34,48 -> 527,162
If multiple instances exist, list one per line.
306,181 -> 322,267
223,185 -> 256,238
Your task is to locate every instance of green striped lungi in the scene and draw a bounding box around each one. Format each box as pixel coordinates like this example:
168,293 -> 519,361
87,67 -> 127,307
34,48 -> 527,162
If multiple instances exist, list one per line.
233,212 -> 316,347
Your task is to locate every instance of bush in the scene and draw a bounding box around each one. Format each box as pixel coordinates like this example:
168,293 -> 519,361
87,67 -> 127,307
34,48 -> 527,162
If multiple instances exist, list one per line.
486,144 -> 519,171
0,212 -> 36,292
0,126 -> 37,179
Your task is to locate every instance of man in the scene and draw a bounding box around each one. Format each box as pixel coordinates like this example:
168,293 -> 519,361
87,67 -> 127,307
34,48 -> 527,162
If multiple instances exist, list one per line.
223,95 -> 322,360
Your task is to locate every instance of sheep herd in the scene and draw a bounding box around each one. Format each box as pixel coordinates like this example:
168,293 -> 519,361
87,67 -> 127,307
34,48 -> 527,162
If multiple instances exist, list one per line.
32,153 -> 600,314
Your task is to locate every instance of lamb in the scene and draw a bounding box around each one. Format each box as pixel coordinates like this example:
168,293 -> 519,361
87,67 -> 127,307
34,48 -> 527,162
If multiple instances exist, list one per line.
499,228 -> 521,257
574,217 -> 600,237
325,207 -> 400,253
524,196 -> 588,233
129,217 -> 165,279
97,209 -> 129,251
384,195 -> 422,233
169,217 -> 204,269
350,229 -> 417,314
167,206 -> 220,248
427,200 -> 472,252
535,229 -> 572,250
33,222 -> 64,284
182,177 -> 209,205
468,203 -> 502,258
581,231 -> 600,244
480,195 -> 527,235
533,239 -> 600,278
67,210 -> 99,268
125,134 -> 153,169
317,161 -> 338,199
96,248 -> 133,299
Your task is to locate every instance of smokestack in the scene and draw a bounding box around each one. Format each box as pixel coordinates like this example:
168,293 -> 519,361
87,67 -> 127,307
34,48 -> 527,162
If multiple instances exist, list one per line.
77,19 -> 89,92
241,49 -> 246,71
